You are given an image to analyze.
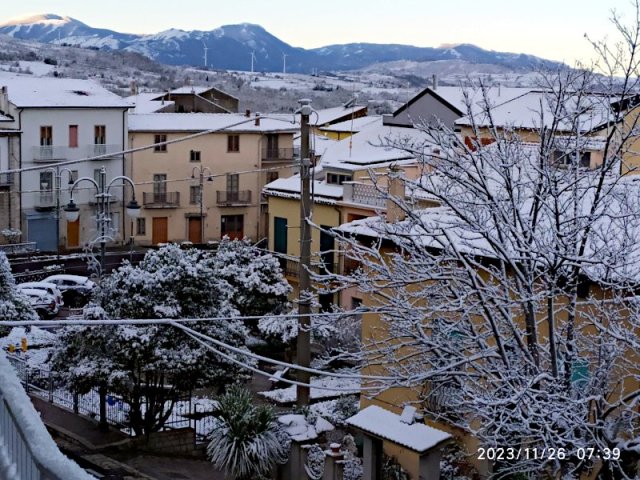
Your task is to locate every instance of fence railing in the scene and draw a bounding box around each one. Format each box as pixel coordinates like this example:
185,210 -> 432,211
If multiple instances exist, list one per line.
1,352 -> 95,480
0,242 -> 38,255
343,182 -> 387,208
143,191 -> 180,208
262,147 -> 296,161
7,354 -> 216,443
216,190 -> 252,205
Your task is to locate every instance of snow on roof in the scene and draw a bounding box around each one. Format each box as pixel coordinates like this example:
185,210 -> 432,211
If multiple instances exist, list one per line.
347,405 -> 451,453
124,92 -> 174,114
264,174 -> 344,203
169,86 -> 212,95
319,115 -> 382,133
297,104 -> 368,127
0,350 -> 96,479
432,86 -> 532,114
320,121 -> 431,170
0,72 -> 131,108
129,113 -> 298,133
293,132 -> 337,157
278,414 -> 334,442
454,91 -> 614,132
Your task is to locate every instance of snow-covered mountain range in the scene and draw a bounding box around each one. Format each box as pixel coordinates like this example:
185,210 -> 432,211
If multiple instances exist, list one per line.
0,14 -> 563,73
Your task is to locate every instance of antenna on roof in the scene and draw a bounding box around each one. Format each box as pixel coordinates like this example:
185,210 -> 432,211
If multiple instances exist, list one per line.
202,40 -> 209,68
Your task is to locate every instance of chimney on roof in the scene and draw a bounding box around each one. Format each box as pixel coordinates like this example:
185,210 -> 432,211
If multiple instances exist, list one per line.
254,113 -> 261,126
432,74 -> 438,90
130,80 -> 137,96
245,109 -> 251,117
386,166 -> 406,223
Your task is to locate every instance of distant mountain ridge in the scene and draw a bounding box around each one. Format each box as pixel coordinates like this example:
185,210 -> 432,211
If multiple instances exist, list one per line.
0,14 -> 562,73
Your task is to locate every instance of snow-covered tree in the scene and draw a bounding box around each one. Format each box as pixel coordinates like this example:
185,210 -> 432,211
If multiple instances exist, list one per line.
50,245 -> 254,436
213,236 -> 291,317
0,251 -> 37,336
207,385 -> 290,479
327,7 -> 640,479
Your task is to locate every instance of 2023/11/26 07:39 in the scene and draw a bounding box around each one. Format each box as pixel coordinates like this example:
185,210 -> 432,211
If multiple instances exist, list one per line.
477,447 -> 621,461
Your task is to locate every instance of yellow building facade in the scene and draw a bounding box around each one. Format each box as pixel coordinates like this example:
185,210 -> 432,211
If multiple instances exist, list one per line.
127,113 -> 297,245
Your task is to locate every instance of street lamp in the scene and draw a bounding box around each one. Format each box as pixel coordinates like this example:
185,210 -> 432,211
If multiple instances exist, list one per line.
63,166 -> 140,277
43,166 -> 75,260
191,166 -> 213,244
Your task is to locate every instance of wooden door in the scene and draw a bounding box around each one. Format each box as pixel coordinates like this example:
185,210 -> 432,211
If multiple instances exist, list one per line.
152,217 -> 168,244
67,220 -> 80,247
188,217 -> 202,244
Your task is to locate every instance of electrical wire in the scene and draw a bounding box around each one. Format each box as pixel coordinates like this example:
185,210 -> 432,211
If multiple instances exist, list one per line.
0,115 -> 299,175
170,320 -> 393,381
178,326 -> 384,392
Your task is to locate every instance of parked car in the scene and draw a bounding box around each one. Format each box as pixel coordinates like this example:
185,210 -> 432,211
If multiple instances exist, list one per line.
42,274 -> 96,307
21,288 -> 59,319
17,282 -> 64,309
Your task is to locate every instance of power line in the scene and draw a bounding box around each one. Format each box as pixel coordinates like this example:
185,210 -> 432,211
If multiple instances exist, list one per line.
170,320 -> 392,381
178,326 -> 382,392
0,163 -> 296,196
0,115 -> 299,176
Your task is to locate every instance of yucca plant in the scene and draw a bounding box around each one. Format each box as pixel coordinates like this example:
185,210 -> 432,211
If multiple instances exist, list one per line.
207,385 -> 290,480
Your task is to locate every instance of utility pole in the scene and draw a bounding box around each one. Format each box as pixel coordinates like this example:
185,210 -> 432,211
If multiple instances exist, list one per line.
297,98 -> 313,407
192,165 -> 212,244
283,53 -> 288,74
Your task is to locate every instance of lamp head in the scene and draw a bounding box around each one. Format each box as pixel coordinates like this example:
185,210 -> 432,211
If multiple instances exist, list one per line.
63,199 -> 80,222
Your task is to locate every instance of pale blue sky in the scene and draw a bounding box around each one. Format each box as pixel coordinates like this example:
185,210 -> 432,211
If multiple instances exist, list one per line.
1,0 -> 632,65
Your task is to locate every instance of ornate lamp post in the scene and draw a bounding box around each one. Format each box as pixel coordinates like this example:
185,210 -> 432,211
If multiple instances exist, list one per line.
191,166 -> 213,244
63,166 -> 140,277
43,166 -> 75,260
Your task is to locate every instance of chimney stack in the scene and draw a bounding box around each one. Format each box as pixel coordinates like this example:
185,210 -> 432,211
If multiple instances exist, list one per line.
254,113 -> 261,126
432,74 -> 438,90
245,109 -> 251,117
130,80 -> 137,95
387,166 -> 406,223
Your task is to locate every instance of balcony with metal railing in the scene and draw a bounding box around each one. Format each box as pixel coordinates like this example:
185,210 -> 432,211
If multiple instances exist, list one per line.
0,173 -> 13,186
0,351 -> 95,480
89,144 -> 122,158
278,255 -> 338,277
143,191 -> 180,208
35,191 -> 55,211
216,190 -> 252,205
32,145 -> 68,163
262,147 -> 296,162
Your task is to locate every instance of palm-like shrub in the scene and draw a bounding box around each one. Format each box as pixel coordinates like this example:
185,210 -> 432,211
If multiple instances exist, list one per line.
207,385 -> 290,479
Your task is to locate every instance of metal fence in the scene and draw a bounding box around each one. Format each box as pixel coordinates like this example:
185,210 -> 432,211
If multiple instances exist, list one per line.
7,354 -> 216,442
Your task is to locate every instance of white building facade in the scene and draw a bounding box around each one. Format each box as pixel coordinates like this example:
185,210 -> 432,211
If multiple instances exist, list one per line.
0,74 -> 130,251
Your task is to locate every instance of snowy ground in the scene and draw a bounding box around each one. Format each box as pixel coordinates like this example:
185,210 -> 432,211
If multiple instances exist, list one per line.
259,375 -> 360,404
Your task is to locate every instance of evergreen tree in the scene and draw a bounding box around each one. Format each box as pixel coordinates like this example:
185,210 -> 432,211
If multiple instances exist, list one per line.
0,251 -> 38,336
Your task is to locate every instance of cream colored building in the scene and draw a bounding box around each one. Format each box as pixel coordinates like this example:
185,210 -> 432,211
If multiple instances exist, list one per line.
127,113 -> 297,245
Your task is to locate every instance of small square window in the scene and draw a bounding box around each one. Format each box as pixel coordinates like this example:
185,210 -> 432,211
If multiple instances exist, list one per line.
154,134 -> 167,152
190,150 -> 201,162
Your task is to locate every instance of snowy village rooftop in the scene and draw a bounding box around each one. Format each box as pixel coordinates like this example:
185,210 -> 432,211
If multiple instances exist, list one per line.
454,90 -> 621,132
128,112 -> 299,133
347,405 -> 451,453
296,103 -> 368,127
125,92 -> 175,114
319,115 -> 381,133
0,72 -> 132,108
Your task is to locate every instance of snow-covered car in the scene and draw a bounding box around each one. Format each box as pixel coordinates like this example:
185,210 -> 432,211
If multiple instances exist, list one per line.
42,274 -> 96,307
21,288 -> 59,319
17,281 -> 64,308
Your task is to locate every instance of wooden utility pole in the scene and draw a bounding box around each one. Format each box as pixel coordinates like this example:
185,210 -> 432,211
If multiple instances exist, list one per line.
297,98 -> 313,406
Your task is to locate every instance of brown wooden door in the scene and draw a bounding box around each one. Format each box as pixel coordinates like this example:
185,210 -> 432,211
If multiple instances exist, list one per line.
152,217 -> 168,244
67,220 -> 79,247
188,217 -> 202,243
